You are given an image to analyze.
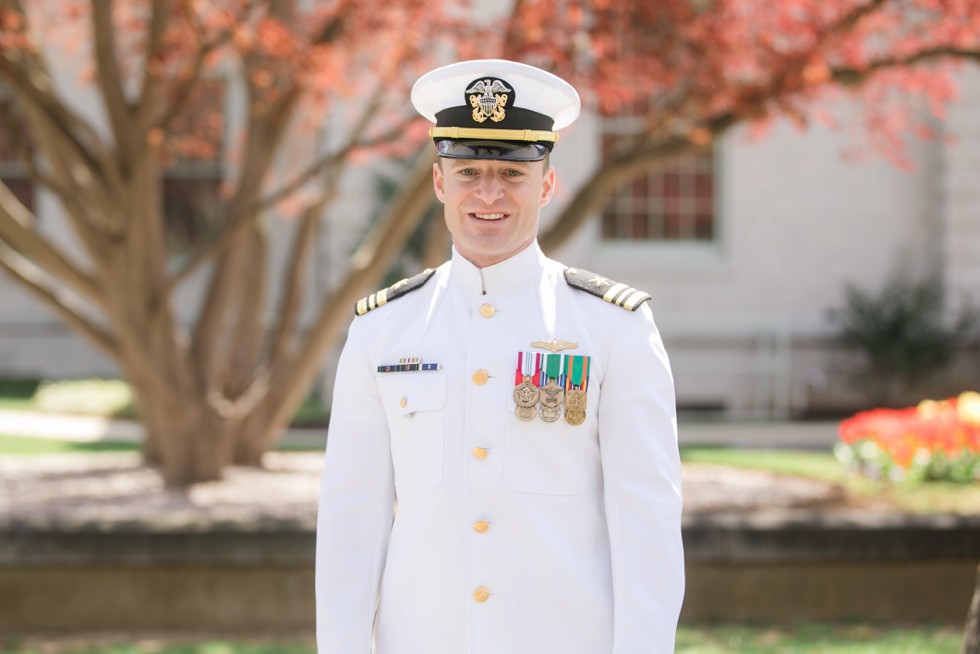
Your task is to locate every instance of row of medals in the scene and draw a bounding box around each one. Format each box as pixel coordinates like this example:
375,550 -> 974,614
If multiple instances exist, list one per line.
513,375 -> 586,426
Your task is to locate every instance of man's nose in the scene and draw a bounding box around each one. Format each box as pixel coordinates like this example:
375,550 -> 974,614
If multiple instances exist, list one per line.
474,175 -> 504,203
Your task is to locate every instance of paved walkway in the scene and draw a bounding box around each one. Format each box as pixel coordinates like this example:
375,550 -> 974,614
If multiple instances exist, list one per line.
0,409 -> 841,450
0,409 -> 327,448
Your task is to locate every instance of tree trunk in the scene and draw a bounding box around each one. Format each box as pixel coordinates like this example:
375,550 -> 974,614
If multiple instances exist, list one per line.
963,563 -> 980,654
139,383 -> 235,487
144,398 -> 234,487
233,415 -> 281,467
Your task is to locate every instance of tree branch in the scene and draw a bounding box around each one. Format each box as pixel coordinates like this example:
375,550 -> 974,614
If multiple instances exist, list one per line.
0,22 -> 127,243
535,6 -> 980,256
265,187 -> 330,367
539,112 -> 736,253
0,243 -> 118,359
221,225 -> 268,398
134,0 -> 168,130
255,149 -> 437,433
92,1 -> 138,162
0,182 -> 105,306
0,97 -> 114,252
187,83 -> 304,375
145,8 -> 237,134
838,0 -> 890,30
163,85 -> 397,294
248,109 -> 407,217
0,51 -> 114,192
262,105 -> 367,374
832,47 -> 980,86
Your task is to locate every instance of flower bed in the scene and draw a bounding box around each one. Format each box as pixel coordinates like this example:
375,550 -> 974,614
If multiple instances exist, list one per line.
836,391 -> 980,483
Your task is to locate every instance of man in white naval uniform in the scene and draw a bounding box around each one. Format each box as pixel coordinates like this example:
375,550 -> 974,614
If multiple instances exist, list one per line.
316,60 -> 685,654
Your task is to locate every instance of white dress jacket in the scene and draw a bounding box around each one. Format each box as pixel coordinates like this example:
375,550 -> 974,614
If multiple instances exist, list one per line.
316,243 -> 685,654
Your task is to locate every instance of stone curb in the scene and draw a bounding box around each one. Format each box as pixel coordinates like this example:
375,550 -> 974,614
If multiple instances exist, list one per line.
3,511 -> 978,567
683,510 -> 980,563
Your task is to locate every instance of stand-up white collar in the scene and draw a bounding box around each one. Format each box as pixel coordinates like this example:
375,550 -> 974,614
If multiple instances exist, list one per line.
450,242 -> 546,295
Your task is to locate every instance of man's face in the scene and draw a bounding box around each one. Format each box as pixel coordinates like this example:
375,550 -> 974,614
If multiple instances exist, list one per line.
433,156 -> 556,268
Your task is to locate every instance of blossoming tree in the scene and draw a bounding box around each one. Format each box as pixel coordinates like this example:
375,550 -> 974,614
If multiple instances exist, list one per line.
1,0 -> 979,485
505,0 -> 980,250
0,0 -> 469,484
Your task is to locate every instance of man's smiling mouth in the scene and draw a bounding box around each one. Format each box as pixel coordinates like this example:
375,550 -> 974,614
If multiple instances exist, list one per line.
471,212 -> 507,221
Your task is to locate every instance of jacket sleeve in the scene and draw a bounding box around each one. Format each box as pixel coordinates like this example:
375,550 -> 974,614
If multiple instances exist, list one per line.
597,303 -> 685,653
316,318 -> 395,653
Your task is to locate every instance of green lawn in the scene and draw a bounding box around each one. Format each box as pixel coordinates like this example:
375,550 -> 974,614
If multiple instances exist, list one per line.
0,435 -> 138,454
0,642 -> 313,654
676,622 -> 963,653
681,446 -> 980,514
0,435 -> 323,455
0,378 -> 329,427
0,397 -> 34,411
0,624 -> 965,653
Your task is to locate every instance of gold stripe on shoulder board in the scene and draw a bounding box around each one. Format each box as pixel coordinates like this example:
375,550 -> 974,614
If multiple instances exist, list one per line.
602,283 -> 629,303
622,289 -> 649,311
354,268 -> 437,316
564,267 -> 651,312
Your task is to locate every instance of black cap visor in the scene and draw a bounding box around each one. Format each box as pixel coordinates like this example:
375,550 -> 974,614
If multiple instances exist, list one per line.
435,139 -> 551,162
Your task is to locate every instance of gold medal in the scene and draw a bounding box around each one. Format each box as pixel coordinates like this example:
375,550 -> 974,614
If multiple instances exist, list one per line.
539,379 -> 564,408
516,405 -> 537,421
540,404 -> 562,423
564,388 -> 587,426
565,388 -> 587,410
513,352 -> 541,421
514,378 -> 539,419
536,354 -> 567,424
539,378 -> 564,423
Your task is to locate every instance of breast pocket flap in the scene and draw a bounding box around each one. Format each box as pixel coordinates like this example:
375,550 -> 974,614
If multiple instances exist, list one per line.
376,374 -> 447,417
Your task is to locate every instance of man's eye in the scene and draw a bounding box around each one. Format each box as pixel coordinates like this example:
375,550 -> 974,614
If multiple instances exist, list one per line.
458,169 -> 477,176
503,169 -> 524,177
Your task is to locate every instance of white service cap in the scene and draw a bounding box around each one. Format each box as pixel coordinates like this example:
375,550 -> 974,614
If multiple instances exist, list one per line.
411,59 -> 581,161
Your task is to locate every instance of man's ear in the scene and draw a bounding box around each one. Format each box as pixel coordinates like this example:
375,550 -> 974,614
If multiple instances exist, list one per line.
539,165 -> 556,207
433,162 -> 446,203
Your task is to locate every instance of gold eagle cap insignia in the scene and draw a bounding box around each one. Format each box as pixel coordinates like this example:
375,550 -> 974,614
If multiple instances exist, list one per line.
530,338 -> 579,353
466,78 -> 512,123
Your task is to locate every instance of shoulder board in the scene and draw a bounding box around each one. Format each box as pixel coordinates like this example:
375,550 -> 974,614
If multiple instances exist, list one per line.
563,267 -> 651,312
355,268 -> 436,316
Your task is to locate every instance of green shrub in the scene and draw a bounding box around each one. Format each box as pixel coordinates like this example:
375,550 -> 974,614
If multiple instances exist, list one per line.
32,378 -> 137,418
0,379 -> 42,398
27,378 -> 329,427
828,274 -> 978,406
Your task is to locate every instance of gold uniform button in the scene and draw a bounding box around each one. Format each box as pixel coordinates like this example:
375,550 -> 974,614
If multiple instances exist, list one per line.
473,587 -> 490,603
472,447 -> 488,460
472,369 -> 489,385
480,303 -> 496,318
473,520 -> 490,534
